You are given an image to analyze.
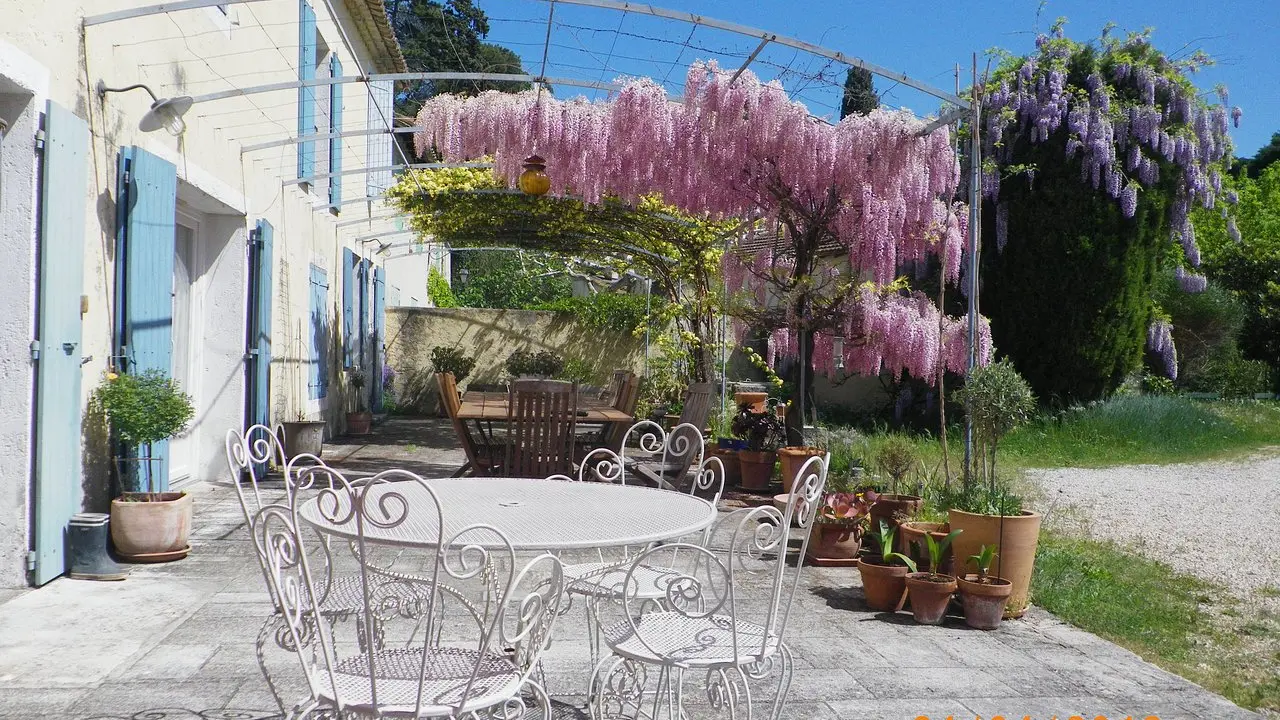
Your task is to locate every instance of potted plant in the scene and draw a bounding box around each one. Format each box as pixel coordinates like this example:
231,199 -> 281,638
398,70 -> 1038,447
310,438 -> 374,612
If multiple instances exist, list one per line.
779,444 -> 825,494
899,519 -> 955,577
956,544 -> 1013,630
730,401 -> 785,491
280,411 -> 325,459
806,488 -> 876,566
504,348 -> 564,379
856,520 -> 917,612
949,360 -> 1040,617
346,368 -> 372,435
706,403 -> 743,487
431,345 -> 476,415
867,436 -> 922,548
905,528 -> 962,625
96,369 -> 195,562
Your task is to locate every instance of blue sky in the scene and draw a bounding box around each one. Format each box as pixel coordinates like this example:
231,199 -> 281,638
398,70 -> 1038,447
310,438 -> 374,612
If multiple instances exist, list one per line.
482,0 -> 1279,157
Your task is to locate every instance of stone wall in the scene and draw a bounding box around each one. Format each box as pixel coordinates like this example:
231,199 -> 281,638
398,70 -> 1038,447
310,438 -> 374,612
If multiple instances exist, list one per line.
385,307 -> 646,413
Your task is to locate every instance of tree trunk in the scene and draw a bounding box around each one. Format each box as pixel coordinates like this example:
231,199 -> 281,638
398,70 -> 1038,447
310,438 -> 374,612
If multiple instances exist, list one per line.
784,329 -> 816,446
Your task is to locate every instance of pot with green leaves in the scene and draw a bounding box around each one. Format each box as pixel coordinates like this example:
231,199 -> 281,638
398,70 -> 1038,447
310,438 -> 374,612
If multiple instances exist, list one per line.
905,528 -> 962,625
899,521 -> 955,576
856,520 -> 917,612
731,401 -> 785,492
956,545 -> 1013,630
346,368 -> 372,434
96,370 -> 196,562
806,489 -> 875,566
430,345 -> 476,416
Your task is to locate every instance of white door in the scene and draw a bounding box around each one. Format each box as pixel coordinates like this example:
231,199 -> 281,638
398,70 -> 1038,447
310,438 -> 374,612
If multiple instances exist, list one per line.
169,220 -> 197,485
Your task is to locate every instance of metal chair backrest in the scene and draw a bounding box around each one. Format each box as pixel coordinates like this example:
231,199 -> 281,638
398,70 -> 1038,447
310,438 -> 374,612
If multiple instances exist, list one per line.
437,372 -> 491,475
620,420 -> 716,494
505,379 -> 578,478
253,470 -> 565,717
617,452 -> 828,664
601,372 -> 640,452
224,424 -> 288,529
678,382 -> 716,432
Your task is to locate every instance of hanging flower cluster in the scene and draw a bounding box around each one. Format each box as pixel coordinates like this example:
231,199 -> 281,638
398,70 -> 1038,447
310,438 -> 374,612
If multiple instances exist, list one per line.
415,61 -> 982,384
1146,318 -> 1177,379
981,28 -> 1238,279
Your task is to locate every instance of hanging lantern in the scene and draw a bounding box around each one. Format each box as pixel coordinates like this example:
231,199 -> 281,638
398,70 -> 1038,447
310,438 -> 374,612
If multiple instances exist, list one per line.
833,336 -> 845,370
518,154 -> 550,196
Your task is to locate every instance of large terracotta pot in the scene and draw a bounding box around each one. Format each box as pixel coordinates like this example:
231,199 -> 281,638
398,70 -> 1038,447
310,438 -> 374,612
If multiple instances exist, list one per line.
856,558 -> 910,612
805,524 -> 862,566
704,444 -> 741,488
957,574 -> 1013,630
778,446 -> 825,493
948,509 -> 1042,617
898,521 -> 955,576
737,450 -> 776,491
868,494 -> 922,547
905,573 -> 957,625
733,391 -> 769,412
110,492 -> 192,562
346,411 -> 372,435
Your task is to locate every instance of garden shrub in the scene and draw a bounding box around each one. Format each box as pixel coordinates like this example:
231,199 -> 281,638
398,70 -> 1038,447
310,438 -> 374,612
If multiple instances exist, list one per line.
505,349 -> 564,378
534,292 -> 652,332
429,345 -> 475,381
427,267 -> 458,308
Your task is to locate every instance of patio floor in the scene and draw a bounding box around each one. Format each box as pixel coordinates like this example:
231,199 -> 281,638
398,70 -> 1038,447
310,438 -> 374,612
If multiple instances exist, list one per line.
0,417 -> 1259,720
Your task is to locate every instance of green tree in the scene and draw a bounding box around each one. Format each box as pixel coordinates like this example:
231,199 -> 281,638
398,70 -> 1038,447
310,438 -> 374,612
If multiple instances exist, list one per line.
1194,163 -> 1280,387
451,250 -> 572,309
1237,132 -> 1280,179
839,67 -> 878,118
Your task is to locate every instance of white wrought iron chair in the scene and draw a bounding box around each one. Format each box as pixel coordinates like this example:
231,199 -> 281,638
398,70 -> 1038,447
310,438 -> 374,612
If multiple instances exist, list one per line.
554,422 -> 726,670
587,453 -> 829,720
225,425 -> 369,714
621,420 -> 708,492
252,468 -> 566,719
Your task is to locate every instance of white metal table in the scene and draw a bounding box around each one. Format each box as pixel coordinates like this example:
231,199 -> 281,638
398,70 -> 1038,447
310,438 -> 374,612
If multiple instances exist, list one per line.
296,476 -> 717,550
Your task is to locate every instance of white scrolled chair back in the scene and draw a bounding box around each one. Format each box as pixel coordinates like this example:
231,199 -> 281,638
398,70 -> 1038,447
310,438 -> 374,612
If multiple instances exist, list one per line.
254,470 -> 566,718
224,423 -> 289,529
617,420 -> 720,497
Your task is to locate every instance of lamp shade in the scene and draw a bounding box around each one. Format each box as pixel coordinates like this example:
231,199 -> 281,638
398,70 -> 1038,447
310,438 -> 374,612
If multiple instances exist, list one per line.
139,95 -> 193,135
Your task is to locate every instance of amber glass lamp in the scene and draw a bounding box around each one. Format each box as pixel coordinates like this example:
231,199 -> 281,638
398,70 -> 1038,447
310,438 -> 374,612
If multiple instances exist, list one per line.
518,154 -> 550,196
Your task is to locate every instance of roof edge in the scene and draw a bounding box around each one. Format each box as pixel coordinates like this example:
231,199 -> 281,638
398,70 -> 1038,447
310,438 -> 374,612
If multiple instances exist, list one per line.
341,0 -> 407,74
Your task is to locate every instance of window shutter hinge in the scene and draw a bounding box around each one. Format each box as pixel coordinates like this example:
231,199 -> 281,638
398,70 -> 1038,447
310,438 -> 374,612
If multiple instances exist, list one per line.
29,340 -> 40,361
34,128 -> 45,152
249,227 -> 261,247
26,551 -> 36,570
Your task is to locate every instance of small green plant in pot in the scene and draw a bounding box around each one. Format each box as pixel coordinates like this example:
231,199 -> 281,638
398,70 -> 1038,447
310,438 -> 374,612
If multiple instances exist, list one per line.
905,528 -> 962,625
950,359 -> 1040,618
430,345 -> 477,382
867,435 -> 923,551
956,544 -> 1013,630
346,368 -> 372,435
805,488 -> 876,566
856,520 -> 918,612
730,401 -> 785,492
96,369 -> 195,561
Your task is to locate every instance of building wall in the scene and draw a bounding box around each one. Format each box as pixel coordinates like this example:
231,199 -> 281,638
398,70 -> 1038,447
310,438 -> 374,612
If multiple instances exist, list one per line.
0,0 -> 403,586
385,307 -> 647,413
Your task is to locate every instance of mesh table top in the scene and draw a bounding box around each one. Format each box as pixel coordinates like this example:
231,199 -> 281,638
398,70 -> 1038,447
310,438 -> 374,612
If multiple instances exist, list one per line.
296,477 -> 717,550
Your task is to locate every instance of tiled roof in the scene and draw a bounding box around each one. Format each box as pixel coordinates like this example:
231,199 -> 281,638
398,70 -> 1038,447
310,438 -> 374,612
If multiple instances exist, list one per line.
343,0 -> 407,74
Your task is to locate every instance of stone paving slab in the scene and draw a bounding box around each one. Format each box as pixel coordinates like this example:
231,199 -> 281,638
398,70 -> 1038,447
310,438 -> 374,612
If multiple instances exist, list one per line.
0,418 -> 1260,720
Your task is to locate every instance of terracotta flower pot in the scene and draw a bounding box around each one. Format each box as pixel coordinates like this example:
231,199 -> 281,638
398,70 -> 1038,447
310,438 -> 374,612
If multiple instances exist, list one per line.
110,491 -> 192,562
737,449 -> 776,491
868,494 -> 922,546
948,509 -> 1042,618
905,572 -> 957,625
898,521 -> 955,577
805,523 -> 862,566
957,574 -> 1013,630
705,443 -> 741,488
346,411 -> 372,435
856,558 -> 910,612
778,446 -> 825,493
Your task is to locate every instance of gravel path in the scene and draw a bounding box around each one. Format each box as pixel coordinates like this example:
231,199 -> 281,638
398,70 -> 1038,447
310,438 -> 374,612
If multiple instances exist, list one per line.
1030,453 -> 1280,596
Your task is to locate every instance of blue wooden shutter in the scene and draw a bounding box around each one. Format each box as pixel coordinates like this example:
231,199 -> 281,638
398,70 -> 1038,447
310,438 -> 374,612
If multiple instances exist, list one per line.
247,220 -> 273,433
115,146 -> 178,492
358,258 -> 370,368
342,247 -> 355,368
32,102 -> 89,585
372,266 -> 386,412
308,265 -> 328,398
297,0 -> 316,180
329,54 -> 343,207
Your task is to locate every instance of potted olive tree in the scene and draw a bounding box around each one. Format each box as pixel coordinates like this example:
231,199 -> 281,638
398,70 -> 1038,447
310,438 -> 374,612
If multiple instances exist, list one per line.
346,368 -> 372,434
97,369 -> 195,562
949,360 -> 1039,617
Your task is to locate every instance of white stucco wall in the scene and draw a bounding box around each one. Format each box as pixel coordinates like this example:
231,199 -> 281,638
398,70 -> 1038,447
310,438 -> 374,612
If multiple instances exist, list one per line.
0,0 -> 403,586
0,40 -> 48,587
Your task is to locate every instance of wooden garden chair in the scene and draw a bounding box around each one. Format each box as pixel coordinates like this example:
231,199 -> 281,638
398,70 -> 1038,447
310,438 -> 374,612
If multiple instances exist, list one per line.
437,372 -> 501,477
630,382 -> 716,488
504,378 -> 579,478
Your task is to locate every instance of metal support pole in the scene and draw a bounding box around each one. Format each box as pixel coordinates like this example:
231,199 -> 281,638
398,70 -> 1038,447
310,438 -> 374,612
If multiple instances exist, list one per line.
643,278 -> 652,377
963,54 -> 982,487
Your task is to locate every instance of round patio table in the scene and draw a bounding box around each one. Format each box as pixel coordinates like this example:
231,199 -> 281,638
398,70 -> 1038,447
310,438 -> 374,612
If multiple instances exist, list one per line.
296,476 -> 717,550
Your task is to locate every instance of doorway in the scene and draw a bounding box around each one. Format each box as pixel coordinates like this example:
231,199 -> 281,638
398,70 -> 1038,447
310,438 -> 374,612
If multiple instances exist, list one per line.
169,213 -> 200,485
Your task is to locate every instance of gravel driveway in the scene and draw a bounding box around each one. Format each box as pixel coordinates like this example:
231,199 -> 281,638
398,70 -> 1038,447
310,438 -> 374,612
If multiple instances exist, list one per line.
1030,453 -> 1280,596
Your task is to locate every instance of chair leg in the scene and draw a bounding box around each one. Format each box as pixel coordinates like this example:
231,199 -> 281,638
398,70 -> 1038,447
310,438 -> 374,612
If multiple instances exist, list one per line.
767,644 -> 795,720
590,655 -> 647,720
255,614 -> 289,718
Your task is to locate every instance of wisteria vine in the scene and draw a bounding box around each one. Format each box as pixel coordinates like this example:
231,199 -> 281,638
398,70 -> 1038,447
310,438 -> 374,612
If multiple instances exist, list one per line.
415,61 -> 989,383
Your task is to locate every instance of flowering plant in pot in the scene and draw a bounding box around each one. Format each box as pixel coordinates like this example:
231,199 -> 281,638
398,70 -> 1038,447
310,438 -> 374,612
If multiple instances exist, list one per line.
806,488 -> 876,566
905,528 -> 962,625
730,400 -> 785,491
346,368 -> 372,434
96,369 -> 195,562
856,520 -> 917,612
957,544 -> 1013,630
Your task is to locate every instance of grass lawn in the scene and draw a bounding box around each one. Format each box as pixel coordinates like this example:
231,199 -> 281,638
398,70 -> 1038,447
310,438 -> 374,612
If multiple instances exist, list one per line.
1033,533 -> 1280,712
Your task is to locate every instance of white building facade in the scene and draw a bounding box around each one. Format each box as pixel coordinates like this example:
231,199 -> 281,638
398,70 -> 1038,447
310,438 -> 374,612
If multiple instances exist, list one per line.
0,0 -> 408,587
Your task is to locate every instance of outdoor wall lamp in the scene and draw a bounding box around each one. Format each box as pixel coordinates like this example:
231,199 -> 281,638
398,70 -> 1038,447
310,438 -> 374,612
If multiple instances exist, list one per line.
833,335 -> 845,370
96,81 -> 193,136
518,154 -> 551,196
